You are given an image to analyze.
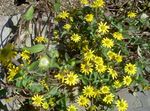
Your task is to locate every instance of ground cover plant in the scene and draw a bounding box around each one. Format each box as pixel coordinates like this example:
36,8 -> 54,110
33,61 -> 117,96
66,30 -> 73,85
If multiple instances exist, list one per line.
0,0 -> 150,111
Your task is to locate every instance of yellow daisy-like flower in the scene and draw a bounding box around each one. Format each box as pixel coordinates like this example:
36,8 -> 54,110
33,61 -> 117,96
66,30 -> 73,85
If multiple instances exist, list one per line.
91,0 -> 105,8
54,73 -> 65,83
71,33 -> 81,43
100,86 -> 110,94
98,22 -> 109,34
107,51 -> 116,60
77,95 -> 90,107
113,80 -> 122,89
103,93 -> 114,104
58,11 -> 69,19
81,62 -> 93,75
115,54 -> 123,63
84,14 -> 94,22
7,65 -> 19,81
63,24 -> 71,31
35,36 -> 46,43
32,94 -> 44,106
80,0 -> 89,5
108,68 -> 118,79
93,89 -> 101,98
21,50 -> 30,60
84,49 -> 94,61
95,64 -> 107,73
42,102 -> 49,109
123,76 -> 132,86
124,63 -> 137,75
93,56 -> 104,65
65,72 -> 79,86
67,104 -> 77,111
113,32 -> 123,40
116,99 -> 128,111
83,85 -> 94,98
127,11 -> 137,18
102,38 -> 114,48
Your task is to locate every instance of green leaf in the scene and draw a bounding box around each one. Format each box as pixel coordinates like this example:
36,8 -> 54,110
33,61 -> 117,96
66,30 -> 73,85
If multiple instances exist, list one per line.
24,5 -> 34,21
29,83 -> 44,93
28,61 -> 39,71
49,86 -> 58,96
54,2 -> 61,12
24,44 -> 45,54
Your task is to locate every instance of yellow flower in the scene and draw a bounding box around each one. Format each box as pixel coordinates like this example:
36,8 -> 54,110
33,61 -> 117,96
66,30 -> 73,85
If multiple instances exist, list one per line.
55,73 -> 65,83
77,95 -> 90,107
107,51 -> 116,60
95,64 -> 107,73
21,50 -> 30,60
92,0 -> 105,8
65,72 -> 79,86
7,65 -> 19,81
83,85 -> 94,98
113,80 -> 122,89
58,11 -> 69,19
124,63 -> 137,75
84,49 -> 94,61
123,76 -> 132,86
108,68 -> 118,79
35,36 -> 46,43
115,54 -> 123,63
32,94 -> 44,106
98,22 -> 109,34
116,99 -> 128,111
84,14 -> 94,22
100,86 -> 110,94
48,97 -> 55,107
127,11 -> 137,18
71,33 -> 81,42
102,38 -> 114,48
81,62 -> 93,75
80,0 -> 89,5
103,93 -> 114,104
40,80 -> 49,90
93,56 -> 104,65
113,32 -> 123,40
63,24 -> 71,31
42,102 -> 49,109
67,104 -> 77,111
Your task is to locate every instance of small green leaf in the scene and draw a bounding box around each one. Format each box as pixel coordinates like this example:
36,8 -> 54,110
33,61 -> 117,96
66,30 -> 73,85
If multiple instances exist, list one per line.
24,5 -> 34,21
29,83 -> 44,93
49,86 -> 58,96
24,44 -> 45,54
54,2 -> 61,12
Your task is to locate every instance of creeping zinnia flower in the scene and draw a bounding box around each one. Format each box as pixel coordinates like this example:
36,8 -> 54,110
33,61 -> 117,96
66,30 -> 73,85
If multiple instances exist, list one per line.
67,104 -> 77,111
123,76 -> 132,86
58,11 -> 69,19
63,24 -> 71,31
65,72 -> 79,86
77,95 -> 90,107
127,11 -> 137,18
95,64 -> 107,73
81,62 -> 93,75
100,86 -> 110,94
108,68 -> 118,79
92,0 -> 105,8
103,93 -> 114,104
116,99 -> 128,111
83,85 -> 95,98
80,0 -> 89,5
113,80 -> 122,89
84,14 -> 94,22
71,33 -> 81,43
32,94 -> 44,106
83,49 -> 94,61
35,36 -> 46,43
113,32 -> 123,40
102,38 -> 114,48
124,63 -> 137,75
21,50 -> 30,60
98,22 -> 109,34
42,102 -> 49,109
